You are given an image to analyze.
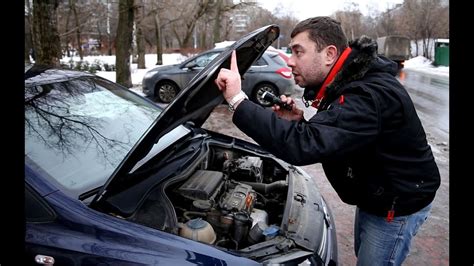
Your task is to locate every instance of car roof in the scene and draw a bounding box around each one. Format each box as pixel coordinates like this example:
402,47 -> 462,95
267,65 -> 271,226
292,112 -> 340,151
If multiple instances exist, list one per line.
25,65 -> 95,87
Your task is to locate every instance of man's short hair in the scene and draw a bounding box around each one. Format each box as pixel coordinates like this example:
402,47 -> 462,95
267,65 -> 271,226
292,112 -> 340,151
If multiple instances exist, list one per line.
291,16 -> 348,55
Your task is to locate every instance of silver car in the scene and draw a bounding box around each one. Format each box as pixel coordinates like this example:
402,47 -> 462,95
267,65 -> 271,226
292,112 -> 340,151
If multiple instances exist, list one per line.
142,47 -> 296,106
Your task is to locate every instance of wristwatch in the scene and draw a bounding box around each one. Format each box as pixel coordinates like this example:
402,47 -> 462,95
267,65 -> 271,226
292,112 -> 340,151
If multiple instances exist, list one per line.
228,91 -> 248,112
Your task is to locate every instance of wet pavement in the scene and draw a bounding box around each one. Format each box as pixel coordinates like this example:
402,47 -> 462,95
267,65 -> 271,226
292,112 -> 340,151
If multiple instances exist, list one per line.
201,69 -> 449,265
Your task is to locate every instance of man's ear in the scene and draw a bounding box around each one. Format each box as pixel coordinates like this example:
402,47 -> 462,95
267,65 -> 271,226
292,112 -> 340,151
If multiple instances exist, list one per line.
324,45 -> 338,66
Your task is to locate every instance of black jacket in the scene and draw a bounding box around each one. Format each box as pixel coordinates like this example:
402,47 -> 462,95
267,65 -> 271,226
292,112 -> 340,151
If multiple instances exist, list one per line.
233,36 -> 440,217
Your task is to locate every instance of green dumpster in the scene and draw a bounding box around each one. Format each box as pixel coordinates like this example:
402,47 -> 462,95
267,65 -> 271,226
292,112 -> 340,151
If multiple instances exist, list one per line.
434,39 -> 449,66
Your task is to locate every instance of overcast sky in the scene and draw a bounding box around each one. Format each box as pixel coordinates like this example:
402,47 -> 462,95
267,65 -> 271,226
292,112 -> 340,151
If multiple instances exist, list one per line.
256,0 -> 404,20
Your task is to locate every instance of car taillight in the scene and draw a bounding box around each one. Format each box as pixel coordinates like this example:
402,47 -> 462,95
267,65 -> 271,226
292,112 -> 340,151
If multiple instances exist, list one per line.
278,52 -> 289,63
276,67 -> 292,79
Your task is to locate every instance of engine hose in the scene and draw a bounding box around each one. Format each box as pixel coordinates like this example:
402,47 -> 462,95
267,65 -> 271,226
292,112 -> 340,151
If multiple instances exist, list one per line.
241,180 -> 287,194
183,211 -> 206,221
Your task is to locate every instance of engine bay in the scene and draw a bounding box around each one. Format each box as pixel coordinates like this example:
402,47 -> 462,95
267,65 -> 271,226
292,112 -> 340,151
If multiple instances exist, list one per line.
129,144 -> 290,252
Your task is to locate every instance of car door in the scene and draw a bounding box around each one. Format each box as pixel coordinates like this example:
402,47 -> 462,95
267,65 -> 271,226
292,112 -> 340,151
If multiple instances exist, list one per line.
177,51 -> 221,89
241,54 -> 268,95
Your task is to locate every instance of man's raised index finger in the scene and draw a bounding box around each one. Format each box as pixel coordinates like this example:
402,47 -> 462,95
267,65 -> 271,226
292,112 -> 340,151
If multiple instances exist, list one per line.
230,50 -> 239,73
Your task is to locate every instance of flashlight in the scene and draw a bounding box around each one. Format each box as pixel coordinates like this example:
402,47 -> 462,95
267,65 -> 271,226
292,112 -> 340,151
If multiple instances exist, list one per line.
262,91 -> 293,111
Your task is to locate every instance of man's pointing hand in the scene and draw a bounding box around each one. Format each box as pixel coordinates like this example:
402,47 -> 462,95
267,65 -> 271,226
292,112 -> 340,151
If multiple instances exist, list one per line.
215,50 -> 243,103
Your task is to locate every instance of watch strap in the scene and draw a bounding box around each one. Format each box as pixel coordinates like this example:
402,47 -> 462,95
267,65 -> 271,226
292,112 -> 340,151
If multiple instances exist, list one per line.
228,91 -> 248,112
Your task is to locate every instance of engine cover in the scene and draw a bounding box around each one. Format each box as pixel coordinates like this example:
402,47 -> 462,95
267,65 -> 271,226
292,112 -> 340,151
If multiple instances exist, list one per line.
225,156 -> 263,182
219,183 -> 256,213
178,170 -> 224,201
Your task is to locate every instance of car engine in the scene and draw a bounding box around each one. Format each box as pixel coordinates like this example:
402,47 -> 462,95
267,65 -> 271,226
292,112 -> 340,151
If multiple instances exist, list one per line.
171,152 -> 288,250
129,146 -> 290,252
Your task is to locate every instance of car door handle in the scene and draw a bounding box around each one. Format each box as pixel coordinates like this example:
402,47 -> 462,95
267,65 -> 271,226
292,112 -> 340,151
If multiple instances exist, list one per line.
35,254 -> 55,265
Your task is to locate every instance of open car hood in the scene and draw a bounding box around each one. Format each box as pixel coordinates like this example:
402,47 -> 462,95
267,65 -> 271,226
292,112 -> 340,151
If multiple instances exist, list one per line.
91,25 -> 279,205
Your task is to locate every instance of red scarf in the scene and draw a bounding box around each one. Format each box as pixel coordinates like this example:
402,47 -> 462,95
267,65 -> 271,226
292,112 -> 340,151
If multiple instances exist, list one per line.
312,47 -> 352,108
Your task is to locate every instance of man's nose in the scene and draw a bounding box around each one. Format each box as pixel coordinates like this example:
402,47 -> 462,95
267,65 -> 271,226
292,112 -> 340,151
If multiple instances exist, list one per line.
287,55 -> 295,68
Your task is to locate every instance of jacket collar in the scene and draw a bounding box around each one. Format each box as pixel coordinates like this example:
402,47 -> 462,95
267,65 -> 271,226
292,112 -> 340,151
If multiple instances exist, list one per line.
309,47 -> 352,108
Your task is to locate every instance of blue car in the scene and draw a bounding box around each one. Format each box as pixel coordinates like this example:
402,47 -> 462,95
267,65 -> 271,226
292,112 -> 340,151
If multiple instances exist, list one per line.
25,25 -> 337,265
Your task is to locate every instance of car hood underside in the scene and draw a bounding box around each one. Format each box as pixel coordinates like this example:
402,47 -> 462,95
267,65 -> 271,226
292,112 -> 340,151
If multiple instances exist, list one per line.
93,25 -> 281,204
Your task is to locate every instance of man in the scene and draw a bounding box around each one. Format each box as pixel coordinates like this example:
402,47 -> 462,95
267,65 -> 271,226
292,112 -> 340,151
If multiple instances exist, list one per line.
215,17 -> 440,265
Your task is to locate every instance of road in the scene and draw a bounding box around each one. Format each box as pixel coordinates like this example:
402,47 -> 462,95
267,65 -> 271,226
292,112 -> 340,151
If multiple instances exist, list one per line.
200,68 -> 449,265
396,69 -> 449,265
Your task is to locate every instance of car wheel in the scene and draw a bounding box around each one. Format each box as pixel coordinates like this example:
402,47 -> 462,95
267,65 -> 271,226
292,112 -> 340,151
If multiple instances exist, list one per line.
155,81 -> 179,103
252,83 -> 278,107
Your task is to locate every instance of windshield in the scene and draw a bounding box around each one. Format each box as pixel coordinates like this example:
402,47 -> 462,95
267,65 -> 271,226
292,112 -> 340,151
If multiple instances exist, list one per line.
25,77 -> 162,198
188,51 -> 221,68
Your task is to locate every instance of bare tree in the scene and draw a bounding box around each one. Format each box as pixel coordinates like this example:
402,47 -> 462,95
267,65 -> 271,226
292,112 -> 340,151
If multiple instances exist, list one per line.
134,0 -> 146,69
32,0 -> 62,66
334,3 -> 363,41
399,0 -> 447,59
62,2 -> 73,57
170,0 -> 214,49
212,0 -> 224,44
106,0 -> 115,55
133,0 -> 179,65
115,0 -> 135,87
69,0 -> 83,60
154,11 -> 163,64
211,0 -> 246,45
55,0 -> 118,57
244,6 -> 298,49
375,7 -> 400,36
277,15 -> 300,48
25,0 -> 34,63
245,7 -> 277,33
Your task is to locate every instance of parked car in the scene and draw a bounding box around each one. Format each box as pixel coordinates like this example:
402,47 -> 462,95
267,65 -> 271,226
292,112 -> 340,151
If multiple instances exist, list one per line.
142,47 -> 296,106
25,25 -> 337,265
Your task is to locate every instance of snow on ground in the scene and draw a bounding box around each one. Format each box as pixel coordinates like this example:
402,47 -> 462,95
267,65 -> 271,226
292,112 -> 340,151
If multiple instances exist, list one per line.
403,55 -> 449,78
60,53 -> 187,86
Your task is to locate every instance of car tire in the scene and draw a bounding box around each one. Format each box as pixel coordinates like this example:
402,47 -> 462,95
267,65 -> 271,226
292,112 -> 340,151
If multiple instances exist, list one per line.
252,83 -> 279,107
155,81 -> 179,103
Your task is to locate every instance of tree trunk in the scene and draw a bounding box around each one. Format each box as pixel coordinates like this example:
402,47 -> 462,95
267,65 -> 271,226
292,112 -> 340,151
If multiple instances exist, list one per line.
107,0 -> 113,55
181,22 -> 196,49
178,0 -> 212,49
64,7 -> 72,57
32,0 -> 62,66
135,0 -> 146,69
69,0 -> 83,60
96,20 -> 103,53
200,24 -> 207,48
154,14 -> 163,65
115,0 -> 134,88
131,22 -> 138,64
212,0 -> 222,45
136,25 -> 146,68
25,0 -> 34,63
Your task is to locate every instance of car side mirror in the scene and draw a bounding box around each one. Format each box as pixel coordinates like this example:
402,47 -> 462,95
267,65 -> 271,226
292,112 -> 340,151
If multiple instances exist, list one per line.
184,62 -> 198,69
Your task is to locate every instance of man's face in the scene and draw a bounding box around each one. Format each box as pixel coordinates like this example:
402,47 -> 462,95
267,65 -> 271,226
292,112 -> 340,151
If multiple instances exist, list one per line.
287,31 -> 332,89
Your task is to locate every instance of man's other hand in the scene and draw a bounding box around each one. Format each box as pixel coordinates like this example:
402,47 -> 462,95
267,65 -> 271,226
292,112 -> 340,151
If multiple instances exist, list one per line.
273,95 -> 304,121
